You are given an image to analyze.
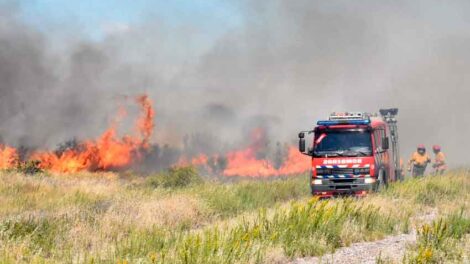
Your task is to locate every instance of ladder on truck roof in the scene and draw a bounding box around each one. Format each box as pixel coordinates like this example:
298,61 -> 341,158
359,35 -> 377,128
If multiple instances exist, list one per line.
379,108 -> 402,181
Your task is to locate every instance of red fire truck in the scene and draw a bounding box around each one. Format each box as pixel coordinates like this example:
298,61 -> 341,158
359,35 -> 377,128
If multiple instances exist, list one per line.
298,109 -> 401,197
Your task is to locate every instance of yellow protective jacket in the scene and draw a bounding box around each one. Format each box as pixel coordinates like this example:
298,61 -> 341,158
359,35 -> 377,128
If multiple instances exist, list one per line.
434,152 -> 447,169
409,152 -> 431,168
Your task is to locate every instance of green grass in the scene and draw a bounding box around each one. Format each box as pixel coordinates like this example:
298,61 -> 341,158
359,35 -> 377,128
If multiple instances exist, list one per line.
383,174 -> 464,206
0,169 -> 468,263
197,175 -> 309,217
0,216 -> 71,262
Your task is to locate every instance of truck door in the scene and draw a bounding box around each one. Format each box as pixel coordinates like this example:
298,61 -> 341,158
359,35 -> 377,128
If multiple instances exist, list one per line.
373,128 -> 390,178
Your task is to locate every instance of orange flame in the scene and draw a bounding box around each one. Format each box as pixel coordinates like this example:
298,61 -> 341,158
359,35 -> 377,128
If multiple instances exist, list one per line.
136,95 -> 155,148
222,146 -> 309,177
277,146 -> 311,175
0,145 -> 19,170
32,95 -> 154,173
0,95 -> 308,177
184,128 -> 310,177
191,154 -> 209,166
222,128 -> 309,177
223,148 -> 277,177
176,153 -> 208,168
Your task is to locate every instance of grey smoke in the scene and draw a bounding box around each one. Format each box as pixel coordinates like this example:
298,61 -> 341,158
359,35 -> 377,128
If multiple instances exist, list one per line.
1,1 -> 470,166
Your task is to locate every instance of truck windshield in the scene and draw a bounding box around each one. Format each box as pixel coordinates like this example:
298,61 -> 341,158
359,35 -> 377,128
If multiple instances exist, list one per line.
313,130 -> 372,157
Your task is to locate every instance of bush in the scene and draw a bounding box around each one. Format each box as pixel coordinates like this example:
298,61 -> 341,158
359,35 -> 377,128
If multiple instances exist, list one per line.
146,166 -> 203,188
15,160 -> 43,175
0,217 -> 67,255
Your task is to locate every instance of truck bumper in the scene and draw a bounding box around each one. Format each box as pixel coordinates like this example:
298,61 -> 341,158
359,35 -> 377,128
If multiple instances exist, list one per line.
311,178 -> 376,198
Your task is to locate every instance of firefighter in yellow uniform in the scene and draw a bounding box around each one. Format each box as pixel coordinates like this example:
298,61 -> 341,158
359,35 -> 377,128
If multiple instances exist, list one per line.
432,145 -> 447,175
407,144 -> 431,177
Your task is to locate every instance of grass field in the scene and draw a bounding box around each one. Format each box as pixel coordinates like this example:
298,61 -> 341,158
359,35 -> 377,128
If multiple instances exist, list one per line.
0,168 -> 468,263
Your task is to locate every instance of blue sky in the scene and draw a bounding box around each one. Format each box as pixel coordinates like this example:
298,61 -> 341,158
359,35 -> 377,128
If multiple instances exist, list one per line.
18,0 -> 242,40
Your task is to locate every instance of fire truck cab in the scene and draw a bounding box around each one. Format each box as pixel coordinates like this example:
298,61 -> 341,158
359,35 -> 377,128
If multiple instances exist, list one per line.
298,109 -> 401,197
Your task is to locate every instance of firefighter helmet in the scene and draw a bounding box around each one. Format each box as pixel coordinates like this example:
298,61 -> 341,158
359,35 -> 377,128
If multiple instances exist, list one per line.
417,144 -> 426,154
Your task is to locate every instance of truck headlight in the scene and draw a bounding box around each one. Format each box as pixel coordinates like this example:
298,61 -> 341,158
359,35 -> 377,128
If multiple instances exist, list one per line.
316,168 -> 331,175
312,179 -> 323,185
364,178 -> 376,184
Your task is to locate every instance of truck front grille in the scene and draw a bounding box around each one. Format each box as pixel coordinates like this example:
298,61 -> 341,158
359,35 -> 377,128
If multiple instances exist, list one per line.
316,167 -> 370,176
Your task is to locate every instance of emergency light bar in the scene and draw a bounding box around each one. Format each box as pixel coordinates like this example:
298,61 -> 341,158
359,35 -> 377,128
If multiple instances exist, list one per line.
317,119 -> 370,126
329,112 -> 369,121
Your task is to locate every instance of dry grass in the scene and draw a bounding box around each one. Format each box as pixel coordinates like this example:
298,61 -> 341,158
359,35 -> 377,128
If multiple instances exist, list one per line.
0,169 -> 468,263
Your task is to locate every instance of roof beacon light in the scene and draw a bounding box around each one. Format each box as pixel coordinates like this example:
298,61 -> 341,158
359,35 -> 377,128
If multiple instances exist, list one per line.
317,119 -> 370,126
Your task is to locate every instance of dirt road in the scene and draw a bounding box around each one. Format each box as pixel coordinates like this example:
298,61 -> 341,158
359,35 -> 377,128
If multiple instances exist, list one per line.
291,232 -> 416,264
291,210 -> 438,264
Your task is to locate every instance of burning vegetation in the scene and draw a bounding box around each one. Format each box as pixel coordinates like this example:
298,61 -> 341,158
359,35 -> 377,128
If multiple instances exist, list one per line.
31,95 -> 155,173
219,133 -> 309,177
178,128 -> 310,177
0,145 -> 18,170
0,95 -> 308,177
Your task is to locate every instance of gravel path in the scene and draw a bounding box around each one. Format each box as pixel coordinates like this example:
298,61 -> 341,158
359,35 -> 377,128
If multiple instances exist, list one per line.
291,232 -> 416,264
291,210 -> 438,264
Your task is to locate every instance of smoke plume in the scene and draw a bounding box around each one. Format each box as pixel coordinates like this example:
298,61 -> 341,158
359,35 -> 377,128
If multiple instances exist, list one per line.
1,1 -> 470,167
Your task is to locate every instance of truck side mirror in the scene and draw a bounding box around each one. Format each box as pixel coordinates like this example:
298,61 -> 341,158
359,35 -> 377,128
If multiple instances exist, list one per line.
382,137 -> 389,150
298,132 -> 306,153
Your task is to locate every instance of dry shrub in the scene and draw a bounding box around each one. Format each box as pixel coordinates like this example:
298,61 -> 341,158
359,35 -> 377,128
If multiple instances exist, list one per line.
146,166 -> 203,189
101,194 -> 207,230
339,219 -> 365,246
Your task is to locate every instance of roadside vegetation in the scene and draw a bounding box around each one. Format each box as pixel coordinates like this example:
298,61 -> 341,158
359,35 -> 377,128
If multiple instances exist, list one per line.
0,168 -> 468,263
404,211 -> 470,263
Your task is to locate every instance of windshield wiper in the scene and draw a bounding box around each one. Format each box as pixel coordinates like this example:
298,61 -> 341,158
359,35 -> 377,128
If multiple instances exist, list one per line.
314,151 -> 339,157
355,151 -> 371,156
339,152 -> 357,157
344,150 -> 371,157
